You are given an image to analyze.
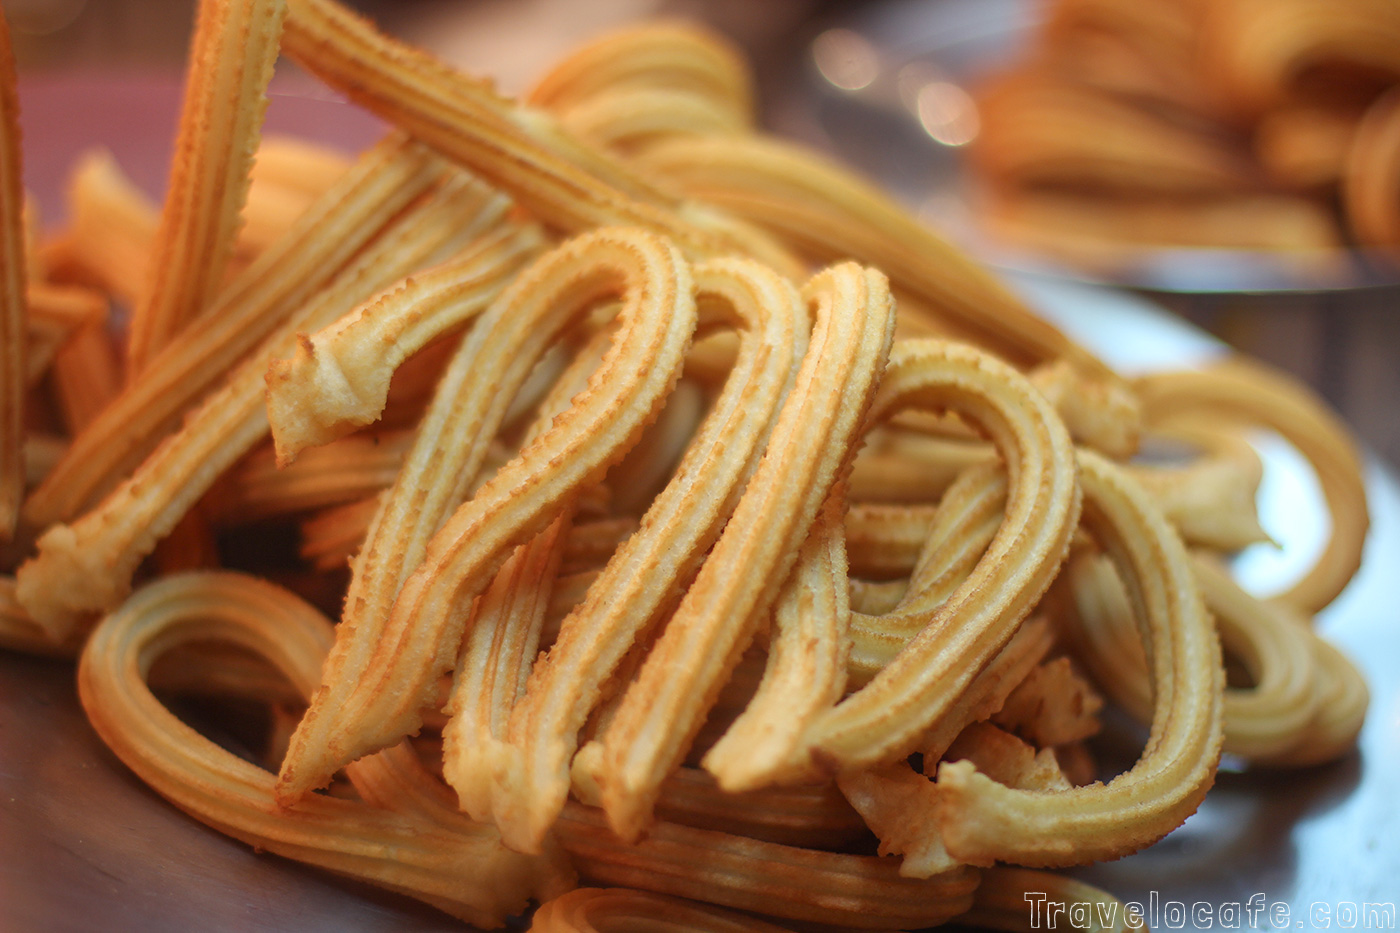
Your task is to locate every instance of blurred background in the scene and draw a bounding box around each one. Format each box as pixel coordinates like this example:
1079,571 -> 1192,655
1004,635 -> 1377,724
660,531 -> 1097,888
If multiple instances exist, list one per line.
4,0 -> 1397,465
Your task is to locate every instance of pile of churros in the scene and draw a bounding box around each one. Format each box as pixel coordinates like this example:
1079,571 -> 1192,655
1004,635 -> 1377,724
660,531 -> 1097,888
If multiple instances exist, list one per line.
0,0 -> 1374,928
967,0 -> 1400,276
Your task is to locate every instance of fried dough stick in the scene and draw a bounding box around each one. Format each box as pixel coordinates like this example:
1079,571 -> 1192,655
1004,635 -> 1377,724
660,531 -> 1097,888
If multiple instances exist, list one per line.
23,136 -> 445,530
76,572 -> 570,926
933,450 -> 1223,867
1134,357 -> 1367,612
0,8 -> 24,540
1126,420 -> 1272,552
126,0 -> 287,375
1065,549 -> 1358,764
275,228 -> 699,800
528,24 -> 752,123
279,0 -> 782,268
17,174 -> 511,635
556,804 -> 979,930
634,134 -> 1110,376
486,257 -> 806,852
700,488 -> 850,791
529,24 -> 754,154
444,333 -> 614,825
798,340 -> 1080,775
587,263 -> 894,840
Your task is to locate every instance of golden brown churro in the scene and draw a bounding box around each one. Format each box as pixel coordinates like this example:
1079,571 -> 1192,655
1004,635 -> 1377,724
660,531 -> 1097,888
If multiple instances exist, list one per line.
18,172 -> 511,635
801,339 -> 1080,774
491,255 -> 807,850
125,0 -> 288,375
277,227 -> 698,800
1135,357 -> 1368,612
77,572 -> 569,926
6,8 -> 1379,928
635,134 -> 1106,375
934,451 -> 1222,867
23,135 -> 446,530
279,0 -> 775,265
589,263 -> 893,840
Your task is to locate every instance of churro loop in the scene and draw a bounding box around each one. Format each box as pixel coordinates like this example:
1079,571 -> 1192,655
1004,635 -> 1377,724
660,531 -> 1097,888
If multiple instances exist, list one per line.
490,256 -> 807,851
447,510 -> 576,824
530,888 -> 795,933
1134,357 -> 1368,613
443,343 -> 609,825
1065,548 -> 1360,764
1191,555 -> 1323,761
17,174 -> 513,637
1255,629 -> 1368,768
590,262 -> 894,839
125,0 -> 287,375
0,7 -> 23,541
802,339 -> 1080,774
933,450 -> 1222,868
75,572 -> 567,926
278,227 -> 698,801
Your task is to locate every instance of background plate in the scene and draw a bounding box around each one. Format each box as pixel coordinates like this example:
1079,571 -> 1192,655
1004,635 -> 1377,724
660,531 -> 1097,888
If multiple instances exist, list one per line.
794,0 -> 1400,296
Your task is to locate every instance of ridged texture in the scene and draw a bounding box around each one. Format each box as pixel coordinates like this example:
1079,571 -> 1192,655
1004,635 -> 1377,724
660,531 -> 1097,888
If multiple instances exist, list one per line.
487,256 -> 807,851
276,228 -> 699,799
802,340 -> 1081,770
76,572 -> 571,926
933,450 -> 1223,867
1134,356 -> 1368,613
587,263 -> 895,840
125,0 -> 288,374
17,172 -> 509,635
